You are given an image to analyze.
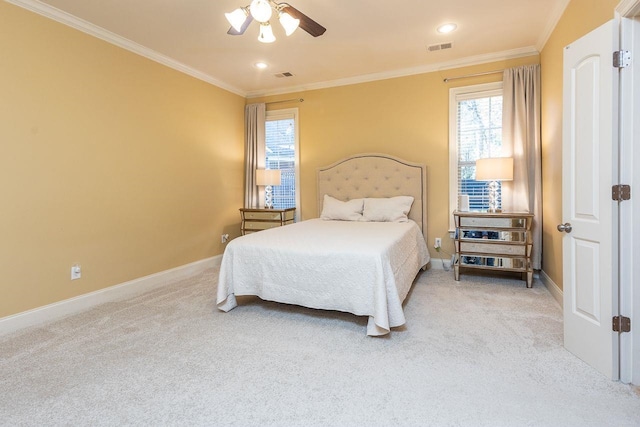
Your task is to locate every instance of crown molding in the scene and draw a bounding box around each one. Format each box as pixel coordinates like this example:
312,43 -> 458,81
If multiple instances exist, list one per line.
5,0 -> 246,97
246,46 -> 539,98
7,0 -> 545,100
535,0 -> 571,51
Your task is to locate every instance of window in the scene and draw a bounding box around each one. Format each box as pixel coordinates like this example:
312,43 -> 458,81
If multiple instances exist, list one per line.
449,82 -> 505,229
265,108 -> 300,218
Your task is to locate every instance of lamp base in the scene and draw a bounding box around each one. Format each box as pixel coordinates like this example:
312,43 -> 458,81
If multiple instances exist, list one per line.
487,180 -> 500,213
264,185 -> 274,209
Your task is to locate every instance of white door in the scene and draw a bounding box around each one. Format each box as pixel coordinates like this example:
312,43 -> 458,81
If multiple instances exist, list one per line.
561,20 -> 619,379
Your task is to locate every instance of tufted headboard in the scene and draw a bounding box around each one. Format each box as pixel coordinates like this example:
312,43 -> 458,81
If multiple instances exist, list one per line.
317,153 -> 428,242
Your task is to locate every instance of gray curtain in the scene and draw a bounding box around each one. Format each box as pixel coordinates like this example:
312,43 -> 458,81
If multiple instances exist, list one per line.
502,64 -> 542,270
244,103 -> 266,208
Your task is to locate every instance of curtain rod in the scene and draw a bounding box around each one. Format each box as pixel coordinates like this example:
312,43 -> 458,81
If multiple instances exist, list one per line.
266,98 -> 304,105
443,70 -> 503,83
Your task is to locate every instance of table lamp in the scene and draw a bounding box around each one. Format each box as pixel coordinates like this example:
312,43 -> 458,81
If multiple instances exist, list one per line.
475,157 -> 513,213
256,169 -> 281,209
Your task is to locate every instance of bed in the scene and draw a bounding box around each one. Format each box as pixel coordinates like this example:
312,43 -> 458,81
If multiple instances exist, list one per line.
217,153 -> 430,336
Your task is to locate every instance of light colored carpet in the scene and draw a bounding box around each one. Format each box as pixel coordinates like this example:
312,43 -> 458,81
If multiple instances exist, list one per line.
0,267 -> 638,426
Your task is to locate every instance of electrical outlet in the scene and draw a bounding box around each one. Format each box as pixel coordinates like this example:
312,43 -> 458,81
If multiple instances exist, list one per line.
221,234 -> 230,243
71,264 -> 81,280
434,237 -> 442,249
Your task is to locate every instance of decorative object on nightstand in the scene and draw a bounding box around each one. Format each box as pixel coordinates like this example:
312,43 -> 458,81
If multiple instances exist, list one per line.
475,157 -> 513,213
453,211 -> 534,287
240,207 -> 295,235
458,194 -> 470,211
256,169 -> 282,209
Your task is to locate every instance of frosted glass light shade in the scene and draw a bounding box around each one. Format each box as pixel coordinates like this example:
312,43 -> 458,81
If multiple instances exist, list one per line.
279,11 -> 300,36
258,23 -> 276,43
225,8 -> 249,32
475,157 -> 513,181
250,0 -> 273,23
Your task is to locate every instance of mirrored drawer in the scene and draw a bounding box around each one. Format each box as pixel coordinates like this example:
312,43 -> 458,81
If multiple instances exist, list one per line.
459,256 -> 527,270
243,211 -> 286,220
459,216 -> 528,229
461,230 -> 529,243
459,241 -> 527,256
243,221 -> 284,230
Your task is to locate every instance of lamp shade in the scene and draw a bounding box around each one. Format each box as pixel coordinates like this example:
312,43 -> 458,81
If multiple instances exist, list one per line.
256,169 -> 281,186
279,11 -> 300,36
258,22 -> 276,43
475,157 -> 513,181
225,8 -> 249,32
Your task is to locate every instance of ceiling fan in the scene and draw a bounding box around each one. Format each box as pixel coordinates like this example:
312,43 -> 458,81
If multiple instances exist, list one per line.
225,0 -> 326,43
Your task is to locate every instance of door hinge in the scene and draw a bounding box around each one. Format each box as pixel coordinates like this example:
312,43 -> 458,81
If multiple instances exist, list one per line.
613,50 -> 631,68
612,316 -> 631,333
612,184 -> 631,202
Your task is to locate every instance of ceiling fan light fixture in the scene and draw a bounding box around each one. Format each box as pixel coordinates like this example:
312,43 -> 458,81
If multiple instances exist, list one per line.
250,0 -> 273,23
279,11 -> 300,36
225,7 -> 249,32
225,1 -> 326,40
258,22 -> 276,43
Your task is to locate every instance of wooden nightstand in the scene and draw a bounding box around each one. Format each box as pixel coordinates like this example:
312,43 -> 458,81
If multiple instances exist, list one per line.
240,207 -> 296,235
453,211 -> 534,287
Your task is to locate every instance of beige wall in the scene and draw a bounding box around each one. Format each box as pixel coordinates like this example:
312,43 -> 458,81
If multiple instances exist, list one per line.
0,2 -> 245,318
252,55 -> 539,261
539,0 -> 619,289
1,0 -> 621,319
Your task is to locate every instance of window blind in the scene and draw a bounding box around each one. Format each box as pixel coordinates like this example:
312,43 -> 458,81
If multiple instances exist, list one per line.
265,117 -> 296,209
455,92 -> 503,211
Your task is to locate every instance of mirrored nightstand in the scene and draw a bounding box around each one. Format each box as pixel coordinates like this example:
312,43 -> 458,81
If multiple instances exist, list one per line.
453,211 -> 534,287
240,208 -> 296,235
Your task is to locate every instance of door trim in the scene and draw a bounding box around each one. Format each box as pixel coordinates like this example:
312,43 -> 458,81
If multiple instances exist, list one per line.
616,0 -> 640,385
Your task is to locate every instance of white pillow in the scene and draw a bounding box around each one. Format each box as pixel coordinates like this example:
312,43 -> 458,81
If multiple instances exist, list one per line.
362,196 -> 414,223
320,195 -> 364,221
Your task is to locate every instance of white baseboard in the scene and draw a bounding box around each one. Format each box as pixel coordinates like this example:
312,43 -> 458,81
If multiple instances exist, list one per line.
539,269 -> 563,308
0,255 -> 222,336
429,257 -> 453,271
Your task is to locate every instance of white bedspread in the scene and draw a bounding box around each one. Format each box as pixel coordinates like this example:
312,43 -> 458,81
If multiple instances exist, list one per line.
217,219 -> 430,336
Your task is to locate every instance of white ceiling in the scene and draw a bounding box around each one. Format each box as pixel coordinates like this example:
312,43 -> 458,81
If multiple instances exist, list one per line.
11,0 -> 569,97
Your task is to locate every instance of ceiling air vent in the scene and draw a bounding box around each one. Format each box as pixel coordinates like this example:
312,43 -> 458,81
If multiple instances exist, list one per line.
274,72 -> 295,78
427,42 -> 453,52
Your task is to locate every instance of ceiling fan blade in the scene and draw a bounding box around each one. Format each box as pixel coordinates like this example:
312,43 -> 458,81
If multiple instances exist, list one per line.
227,15 -> 253,35
281,5 -> 326,37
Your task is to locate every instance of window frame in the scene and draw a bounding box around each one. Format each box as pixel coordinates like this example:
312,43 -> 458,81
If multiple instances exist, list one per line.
265,108 -> 301,221
448,82 -> 504,231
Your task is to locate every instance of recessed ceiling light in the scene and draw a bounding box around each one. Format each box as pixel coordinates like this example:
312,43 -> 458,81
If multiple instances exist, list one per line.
437,23 -> 457,34
255,62 -> 268,69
